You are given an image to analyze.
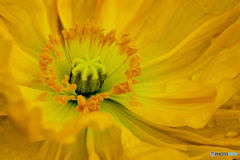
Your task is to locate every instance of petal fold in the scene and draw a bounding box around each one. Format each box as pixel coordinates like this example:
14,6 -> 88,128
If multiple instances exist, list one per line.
132,11 -> 240,128
0,0 -> 51,55
57,0 -> 101,28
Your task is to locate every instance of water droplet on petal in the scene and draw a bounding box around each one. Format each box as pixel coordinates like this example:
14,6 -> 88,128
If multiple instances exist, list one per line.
207,119 -> 217,129
209,133 -> 225,139
225,131 -> 239,138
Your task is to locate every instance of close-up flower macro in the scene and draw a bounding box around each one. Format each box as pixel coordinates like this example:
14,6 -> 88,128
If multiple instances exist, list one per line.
1,0 -> 240,159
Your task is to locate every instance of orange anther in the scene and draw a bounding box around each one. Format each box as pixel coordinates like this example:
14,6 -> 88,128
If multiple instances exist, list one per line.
61,95 -> 68,105
36,20 -> 143,113
62,28 -> 68,39
75,92 -> 109,114
49,44 -> 56,52
33,79 -> 43,84
62,75 -> 69,84
54,83 -> 64,92
69,96 -> 76,100
54,94 -> 61,102
100,93 -> 109,98
71,84 -> 77,90
77,95 -> 86,105
35,72 -> 42,78
37,92 -> 48,101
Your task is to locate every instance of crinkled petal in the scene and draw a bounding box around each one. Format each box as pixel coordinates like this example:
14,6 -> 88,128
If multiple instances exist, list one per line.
0,116 -> 89,160
43,0 -> 62,34
142,1 -> 240,65
0,35 -> 12,115
1,116 -> 190,160
100,100 -> 240,159
94,0 -> 239,44
0,2 -> 55,91
87,122 -> 190,160
35,130 -> 89,160
7,92 -> 112,143
0,28 -> 112,144
0,0 -> 51,56
222,92 -> 240,109
135,0 -> 240,60
0,116 -> 43,160
178,109 -> 240,147
101,100 -> 188,148
129,15 -> 240,128
41,111 -> 112,144
7,41 -> 51,91
57,0 -> 101,28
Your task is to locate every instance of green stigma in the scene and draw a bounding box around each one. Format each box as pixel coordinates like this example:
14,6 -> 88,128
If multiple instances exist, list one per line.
70,55 -> 106,95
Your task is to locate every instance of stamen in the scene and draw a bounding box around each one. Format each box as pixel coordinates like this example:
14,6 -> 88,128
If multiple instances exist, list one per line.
54,95 -> 69,105
37,92 -> 48,101
33,79 -> 43,83
75,93 -> 109,114
129,95 -> 144,107
110,54 -> 143,96
70,56 -> 106,94
34,20 -> 144,113
69,96 -> 76,100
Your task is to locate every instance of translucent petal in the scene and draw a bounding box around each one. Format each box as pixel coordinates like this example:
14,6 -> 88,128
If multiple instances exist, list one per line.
131,17 -> 240,128
0,117 -> 43,160
100,100 -> 240,159
57,0 -> 101,28
0,0 -> 51,55
0,35 -> 12,115
43,0 -> 61,34
87,122 -> 190,160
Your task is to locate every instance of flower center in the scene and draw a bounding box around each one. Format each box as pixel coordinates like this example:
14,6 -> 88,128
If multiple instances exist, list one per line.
34,20 -> 144,114
70,55 -> 106,95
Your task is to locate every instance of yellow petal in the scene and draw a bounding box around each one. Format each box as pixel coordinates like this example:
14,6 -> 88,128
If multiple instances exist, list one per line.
0,0 -> 51,54
222,90 -> 240,110
94,0 -> 145,32
17,85 -> 80,124
8,84 -> 113,143
0,1 -> 55,91
0,116 -> 89,160
43,0 -> 61,34
41,111 -> 113,144
8,101 -> 45,141
132,60 -> 240,128
0,34 -> 111,144
87,122 -> 190,160
94,0 -> 239,43
178,109 -> 240,147
0,35 -> 12,116
34,130 -> 89,159
143,1 -> 240,66
9,45 -> 52,91
0,95 -> 8,116
100,100 -> 240,159
0,26 -> 52,91
130,13 -> 240,128
57,0 -> 101,28
137,0 -> 240,60
0,116 -> 43,159
101,100 -> 189,148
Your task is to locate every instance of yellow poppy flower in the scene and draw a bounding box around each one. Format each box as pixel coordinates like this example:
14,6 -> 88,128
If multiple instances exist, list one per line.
1,0 -> 240,159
